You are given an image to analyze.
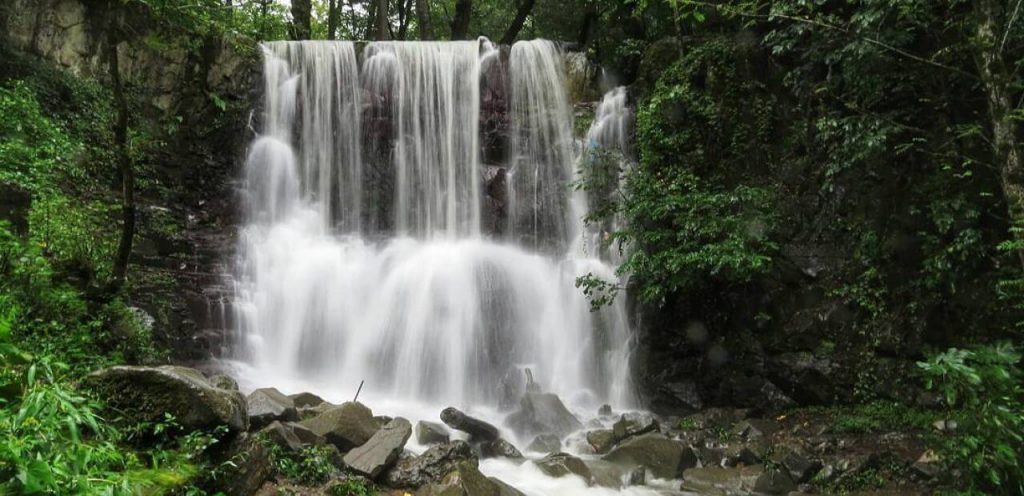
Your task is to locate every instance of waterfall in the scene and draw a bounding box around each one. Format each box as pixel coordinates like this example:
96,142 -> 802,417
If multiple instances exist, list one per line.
232,39 -> 635,415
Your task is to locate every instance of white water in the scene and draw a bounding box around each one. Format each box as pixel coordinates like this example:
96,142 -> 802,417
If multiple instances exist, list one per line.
231,40 -> 653,494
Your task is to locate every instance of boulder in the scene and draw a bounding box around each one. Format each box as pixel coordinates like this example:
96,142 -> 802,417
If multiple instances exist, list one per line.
416,461 -> 519,496
384,440 -> 477,489
260,421 -> 304,452
208,374 -> 239,391
505,393 -> 583,438
441,407 -> 500,442
766,352 -> 837,404
247,387 -> 298,428
723,445 -> 762,467
526,433 -> 561,453
612,412 -> 659,441
732,418 -> 780,440
653,380 -> 704,413
415,420 -> 451,445
753,468 -> 797,494
211,433 -> 274,496
584,459 -> 627,489
534,452 -> 592,484
680,465 -> 763,495
300,401 -> 380,451
84,366 -> 247,433
343,417 -> 412,479
289,391 -> 327,408
781,449 -> 822,483
602,433 -> 697,480
481,438 -> 523,459
585,429 -> 616,454
598,404 -> 612,416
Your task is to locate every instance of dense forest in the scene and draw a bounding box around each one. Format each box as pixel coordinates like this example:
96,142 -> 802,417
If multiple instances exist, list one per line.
0,0 -> 1022,495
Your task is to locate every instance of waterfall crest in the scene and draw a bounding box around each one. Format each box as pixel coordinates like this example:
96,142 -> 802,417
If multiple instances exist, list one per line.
233,39 -> 636,412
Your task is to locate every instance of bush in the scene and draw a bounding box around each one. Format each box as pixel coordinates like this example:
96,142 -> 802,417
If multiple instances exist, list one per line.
919,343 -> 1024,494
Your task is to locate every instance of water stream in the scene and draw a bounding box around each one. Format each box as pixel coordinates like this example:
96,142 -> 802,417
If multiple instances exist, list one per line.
229,39 -> 647,494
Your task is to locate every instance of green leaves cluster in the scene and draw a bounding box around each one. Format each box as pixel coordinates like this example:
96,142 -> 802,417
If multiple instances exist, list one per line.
919,343 -> 1024,494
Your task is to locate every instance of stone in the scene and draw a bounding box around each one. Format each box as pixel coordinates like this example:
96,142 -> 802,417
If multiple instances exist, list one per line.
526,433 -> 561,453
654,380 -> 704,413
415,461 -> 512,496
83,365 -> 247,433
505,392 -> 583,438
289,391 -> 327,408
247,387 -> 298,428
489,476 -> 527,496
782,449 -> 822,483
534,452 -> 593,484
598,404 -> 612,416
211,433 -> 274,496
584,459 -> 629,489
300,401 -> 380,452
287,421 -> 324,446
441,407 -> 500,442
481,438 -> 523,459
680,465 -> 763,495
602,433 -> 697,480
586,429 -> 616,454
260,421 -> 304,452
723,445 -> 762,467
416,420 -> 451,445
384,440 -> 477,489
767,352 -> 837,404
343,417 -> 412,479
208,373 -> 239,391
612,412 -> 659,441
753,468 -> 797,494
733,418 -> 780,440
627,466 -> 645,486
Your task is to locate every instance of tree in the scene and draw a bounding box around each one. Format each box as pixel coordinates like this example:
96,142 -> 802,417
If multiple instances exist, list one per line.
451,0 -> 472,39
291,0 -> 312,39
416,0 -> 432,39
374,0 -> 389,39
500,0 -> 536,44
326,0 -> 339,39
105,11 -> 133,290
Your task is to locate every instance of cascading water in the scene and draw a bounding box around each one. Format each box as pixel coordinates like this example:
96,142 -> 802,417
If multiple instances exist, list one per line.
230,39 -> 652,494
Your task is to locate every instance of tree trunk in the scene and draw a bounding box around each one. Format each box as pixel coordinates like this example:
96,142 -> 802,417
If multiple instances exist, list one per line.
576,4 -> 598,48
975,0 -> 1024,266
106,27 -> 134,290
397,0 -> 413,40
500,0 -> 535,45
290,0 -> 312,40
416,0 -> 432,39
374,0 -> 390,40
451,0 -> 472,40
327,0 -> 339,40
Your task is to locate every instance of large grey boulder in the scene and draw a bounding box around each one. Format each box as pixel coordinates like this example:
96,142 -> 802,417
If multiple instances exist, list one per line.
416,461 -> 523,496
586,429 -> 616,454
505,393 -> 583,438
300,401 -> 380,451
289,391 -> 327,408
612,412 -> 659,441
681,465 -> 764,494
602,433 -> 697,480
441,407 -> 500,442
211,433 -> 274,496
247,387 -> 298,428
261,420 -> 326,452
343,417 -> 412,479
481,438 -> 523,459
534,452 -> 593,484
527,433 -> 561,453
84,366 -> 247,433
415,420 -> 451,445
383,441 -> 477,489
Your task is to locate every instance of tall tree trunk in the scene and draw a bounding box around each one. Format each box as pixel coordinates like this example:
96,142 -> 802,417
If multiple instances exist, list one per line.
106,25 -> 134,290
500,0 -> 535,45
975,0 -> 1024,266
327,0 -> 339,40
576,4 -> 598,47
290,0 -> 312,40
374,0 -> 390,40
450,0 -> 472,40
415,0 -> 432,39
397,0 -> 413,40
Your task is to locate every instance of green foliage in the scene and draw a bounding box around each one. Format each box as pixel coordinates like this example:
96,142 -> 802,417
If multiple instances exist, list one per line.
794,401 -> 937,435
329,478 -> 374,496
919,343 -> 1024,494
266,440 -> 339,486
139,0 -> 290,46
0,82 -> 82,192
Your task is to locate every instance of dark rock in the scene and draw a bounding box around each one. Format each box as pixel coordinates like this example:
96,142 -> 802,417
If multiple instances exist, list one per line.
782,449 -> 822,483
247,387 -> 298,428
598,404 -> 612,416
723,445 -> 762,467
417,461 -> 517,496
84,366 -> 247,433
584,459 -> 626,489
208,374 -> 239,391
260,420 -> 304,452
441,407 -> 499,442
481,438 -> 522,459
627,466 -> 646,486
287,421 -> 323,446
602,433 -> 697,480
383,440 -> 476,489
612,412 -> 659,441
753,468 -> 797,494
526,433 -> 561,453
586,429 -> 616,454
697,446 -> 726,467
489,476 -> 527,496
289,391 -> 327,408
654,380 -> 703,413
343,417 -> 412,479
534,452 -> 593,483
505,392 -> 583,438
415,420 -> 451,445
212,433 -> 273,496
767,352 -> 837,404
0,183 -> 30,233
300,401 -> 380,451
733,418 -> 780,440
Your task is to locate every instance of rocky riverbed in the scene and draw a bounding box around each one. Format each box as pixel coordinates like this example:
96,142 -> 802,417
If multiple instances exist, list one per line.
82,365 -> 945,495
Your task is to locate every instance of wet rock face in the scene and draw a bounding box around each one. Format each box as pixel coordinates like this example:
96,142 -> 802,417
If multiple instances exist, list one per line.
441,407 -> 500,442
505,392 -> 583,439
343,417 -> 412,479
289,391 -> 327,408
84,365 -> 247,433
602,433 -> 697,480
527,433 -> 561,454
300,401 -> 380,452
481,438 -> 523,459
534,452 -> 593,483
247,387 -> 298,428
383,440 -> 477,489
415,420 -> 451,445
